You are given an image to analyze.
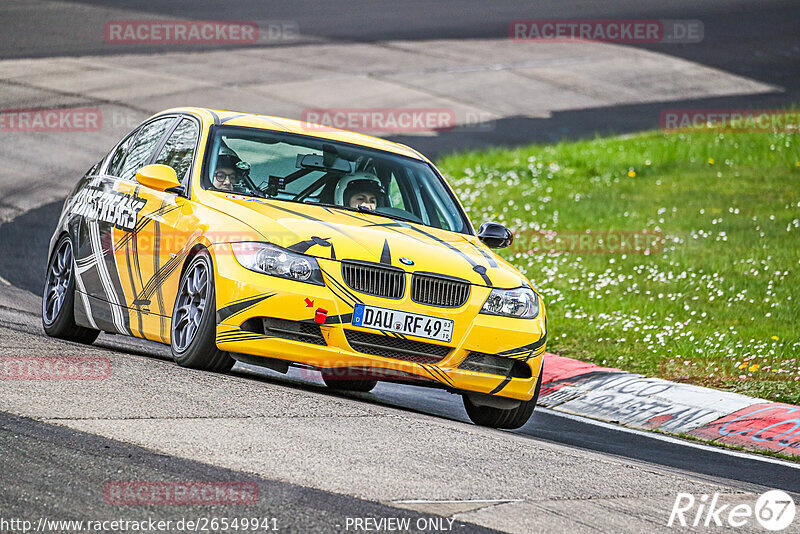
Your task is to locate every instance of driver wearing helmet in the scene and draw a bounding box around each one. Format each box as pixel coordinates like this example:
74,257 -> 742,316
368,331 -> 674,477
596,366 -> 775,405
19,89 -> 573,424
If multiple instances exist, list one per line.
212,154 -> 250,192
335,172 -> 385,211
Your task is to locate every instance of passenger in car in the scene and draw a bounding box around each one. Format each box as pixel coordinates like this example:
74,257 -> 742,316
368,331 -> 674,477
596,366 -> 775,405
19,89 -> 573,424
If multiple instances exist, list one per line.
212,155 -> 243,191
339,173 -> 385,211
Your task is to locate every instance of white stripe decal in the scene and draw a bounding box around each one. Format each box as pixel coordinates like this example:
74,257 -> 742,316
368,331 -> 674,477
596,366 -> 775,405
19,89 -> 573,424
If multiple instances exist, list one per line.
88,220 -> 128,334
72,267 -> 98,329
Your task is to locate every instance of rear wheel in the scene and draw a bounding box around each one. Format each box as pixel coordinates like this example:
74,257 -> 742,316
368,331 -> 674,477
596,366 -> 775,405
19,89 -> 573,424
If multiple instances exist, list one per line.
463,366 -> 543,429
171,250 -> 234,372
42,235 -> 100,344
321,369 -> 378,392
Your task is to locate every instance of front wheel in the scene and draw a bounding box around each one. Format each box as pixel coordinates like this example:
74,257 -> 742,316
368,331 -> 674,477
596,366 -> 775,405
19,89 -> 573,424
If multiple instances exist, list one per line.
463,366 -> 543,430
171,250 -> 234,372
42,235 -> 99,344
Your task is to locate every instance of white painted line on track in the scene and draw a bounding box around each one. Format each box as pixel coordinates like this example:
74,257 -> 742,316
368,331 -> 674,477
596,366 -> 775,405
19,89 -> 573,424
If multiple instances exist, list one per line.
539,407 -> 800,470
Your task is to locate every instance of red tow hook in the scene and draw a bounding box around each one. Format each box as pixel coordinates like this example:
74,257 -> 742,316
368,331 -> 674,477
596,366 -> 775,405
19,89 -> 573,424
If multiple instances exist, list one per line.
314,308 -> 328,324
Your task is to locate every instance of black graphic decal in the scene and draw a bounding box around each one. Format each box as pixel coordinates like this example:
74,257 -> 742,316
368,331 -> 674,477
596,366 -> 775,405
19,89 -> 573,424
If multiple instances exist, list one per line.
114,203 -> 180,252
288,236 -> 334,259
365,220 -> 493,286
379,239 -> 392,265
496,335 -> 547,358
467,240 -> 498,268
220,113 -> 246,124
138,252 -> 186,303
216,328 -> 270,344
319,267 -> 362,308
489,375 -> 513,395
302,312 -> 353,325
70,177 -> 146,232
418,364 -> 455,388
216,293 -> 276,323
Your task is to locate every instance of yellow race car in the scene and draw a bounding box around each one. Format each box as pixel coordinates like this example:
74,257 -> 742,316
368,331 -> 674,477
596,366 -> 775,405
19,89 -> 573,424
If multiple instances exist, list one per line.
42,107 -> 547,429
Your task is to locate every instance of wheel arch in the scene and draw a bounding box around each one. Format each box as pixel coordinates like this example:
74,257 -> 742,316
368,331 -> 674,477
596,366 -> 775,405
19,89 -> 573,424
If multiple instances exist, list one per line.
178,243 -> 212,282
48,230 -> 70,258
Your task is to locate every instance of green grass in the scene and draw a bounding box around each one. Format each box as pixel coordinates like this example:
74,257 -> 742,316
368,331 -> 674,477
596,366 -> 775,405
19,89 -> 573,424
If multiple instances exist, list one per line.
437,124 -> 800,404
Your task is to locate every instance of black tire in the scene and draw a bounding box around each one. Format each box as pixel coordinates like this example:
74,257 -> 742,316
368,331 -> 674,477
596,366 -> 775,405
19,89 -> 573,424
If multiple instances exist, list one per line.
42,235 -> 100,344
321,369 -> 378,392
170,250 -> 234,372
463,366 -> 543,430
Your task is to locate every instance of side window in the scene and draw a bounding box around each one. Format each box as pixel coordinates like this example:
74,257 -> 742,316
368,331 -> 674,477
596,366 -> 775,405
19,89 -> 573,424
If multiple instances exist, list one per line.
114,117 -> 175,181
106,129 -> 139,177
387,174 -> 407,210
154,118 -> 199,183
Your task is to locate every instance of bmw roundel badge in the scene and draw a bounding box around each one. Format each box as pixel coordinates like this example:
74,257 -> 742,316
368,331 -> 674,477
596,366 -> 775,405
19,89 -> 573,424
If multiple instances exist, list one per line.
399,257 -> 415,266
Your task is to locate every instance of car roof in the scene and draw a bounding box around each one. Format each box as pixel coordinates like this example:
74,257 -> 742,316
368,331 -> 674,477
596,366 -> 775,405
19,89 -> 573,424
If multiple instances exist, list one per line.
155,107 -> 430,163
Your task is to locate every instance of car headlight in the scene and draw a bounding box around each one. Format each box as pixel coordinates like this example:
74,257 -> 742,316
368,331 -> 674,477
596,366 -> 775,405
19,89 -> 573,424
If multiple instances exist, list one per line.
480,287 -> 539,319
231,242 -> 324,285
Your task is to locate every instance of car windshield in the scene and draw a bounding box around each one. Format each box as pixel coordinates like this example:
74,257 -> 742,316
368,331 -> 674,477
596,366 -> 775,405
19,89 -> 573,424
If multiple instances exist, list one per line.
204,126 -> 471,234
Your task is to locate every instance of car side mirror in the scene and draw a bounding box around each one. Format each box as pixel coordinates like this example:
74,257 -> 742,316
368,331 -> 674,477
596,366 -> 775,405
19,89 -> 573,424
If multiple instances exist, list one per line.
477,222 -> 513,249
135,164 -> 181,192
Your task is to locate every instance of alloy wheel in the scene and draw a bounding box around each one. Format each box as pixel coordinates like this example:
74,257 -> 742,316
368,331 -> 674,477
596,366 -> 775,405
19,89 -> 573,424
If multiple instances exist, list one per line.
172,261 -> 209,352
43,239 -> 73,325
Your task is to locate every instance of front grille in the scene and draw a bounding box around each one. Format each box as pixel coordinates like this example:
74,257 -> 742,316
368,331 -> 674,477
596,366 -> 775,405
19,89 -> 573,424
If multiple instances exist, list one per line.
411,273 -> 470,308
344,329 -> 451,364
411,273 -> 469,308
240,317 -> 326,345
341,261 -> 405,299
458,351 -> 531,378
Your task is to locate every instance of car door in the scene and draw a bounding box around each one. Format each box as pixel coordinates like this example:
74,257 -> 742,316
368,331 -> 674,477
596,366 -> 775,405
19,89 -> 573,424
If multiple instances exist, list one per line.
70,115 -> 177,337
69,126 -> 139,334
113,116 -> 202,343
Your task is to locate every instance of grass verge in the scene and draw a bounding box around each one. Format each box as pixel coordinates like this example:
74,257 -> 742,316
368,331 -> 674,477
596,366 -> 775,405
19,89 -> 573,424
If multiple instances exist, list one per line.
438,121 -> 799,404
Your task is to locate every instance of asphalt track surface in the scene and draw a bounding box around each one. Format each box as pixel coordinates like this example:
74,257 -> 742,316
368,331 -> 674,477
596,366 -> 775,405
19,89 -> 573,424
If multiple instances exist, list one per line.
0,411 -> 494,533
0,303 -> 798,526
1,201 -> 799,532
1,0 -> 799,154
1,1 -> 800,532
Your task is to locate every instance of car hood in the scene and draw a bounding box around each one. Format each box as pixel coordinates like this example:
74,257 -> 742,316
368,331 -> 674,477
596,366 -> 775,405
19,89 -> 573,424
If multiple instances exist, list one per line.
203,193 -> 527,288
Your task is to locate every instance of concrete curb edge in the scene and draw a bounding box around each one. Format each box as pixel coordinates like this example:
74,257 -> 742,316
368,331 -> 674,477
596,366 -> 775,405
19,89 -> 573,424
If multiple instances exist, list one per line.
539,353 -> 800,457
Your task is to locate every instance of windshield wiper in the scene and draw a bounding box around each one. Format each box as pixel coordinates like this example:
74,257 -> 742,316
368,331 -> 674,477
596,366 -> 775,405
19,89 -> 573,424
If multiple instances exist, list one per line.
353,205 -> 415,223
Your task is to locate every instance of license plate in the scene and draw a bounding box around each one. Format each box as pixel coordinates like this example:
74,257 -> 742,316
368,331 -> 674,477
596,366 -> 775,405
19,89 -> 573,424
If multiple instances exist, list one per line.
351,304 -> 453,343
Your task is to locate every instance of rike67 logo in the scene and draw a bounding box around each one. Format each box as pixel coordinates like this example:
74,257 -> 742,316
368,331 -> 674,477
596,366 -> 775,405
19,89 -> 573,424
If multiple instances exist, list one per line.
669,490 -> 796,530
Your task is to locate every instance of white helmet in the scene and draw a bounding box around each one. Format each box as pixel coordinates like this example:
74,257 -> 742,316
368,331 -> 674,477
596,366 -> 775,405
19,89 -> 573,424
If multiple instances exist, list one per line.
334,171 -> 386,206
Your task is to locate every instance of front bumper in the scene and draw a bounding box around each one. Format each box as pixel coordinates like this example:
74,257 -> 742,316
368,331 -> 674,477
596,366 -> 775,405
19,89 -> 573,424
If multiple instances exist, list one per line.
209,245 -> 547,401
